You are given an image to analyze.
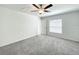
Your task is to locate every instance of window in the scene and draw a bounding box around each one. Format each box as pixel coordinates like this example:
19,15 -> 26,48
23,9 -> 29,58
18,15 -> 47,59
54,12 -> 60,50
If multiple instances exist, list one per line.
49,19 -> 62,33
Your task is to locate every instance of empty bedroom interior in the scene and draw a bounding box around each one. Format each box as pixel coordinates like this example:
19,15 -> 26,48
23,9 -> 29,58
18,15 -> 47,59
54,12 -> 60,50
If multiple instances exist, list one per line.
0,4 -> 79,55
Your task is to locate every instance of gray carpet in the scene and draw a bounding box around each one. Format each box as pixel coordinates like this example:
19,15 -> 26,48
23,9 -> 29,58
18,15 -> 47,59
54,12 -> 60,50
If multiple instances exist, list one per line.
0,35 -> 79,55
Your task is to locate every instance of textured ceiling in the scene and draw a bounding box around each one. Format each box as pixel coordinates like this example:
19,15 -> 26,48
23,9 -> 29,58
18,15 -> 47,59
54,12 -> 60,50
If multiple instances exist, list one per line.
0,4 -> 79,17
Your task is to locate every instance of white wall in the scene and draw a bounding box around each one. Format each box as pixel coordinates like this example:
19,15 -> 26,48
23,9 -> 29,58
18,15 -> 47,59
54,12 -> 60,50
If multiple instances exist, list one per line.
0,7 -> 41,47
41,11 -> 79,42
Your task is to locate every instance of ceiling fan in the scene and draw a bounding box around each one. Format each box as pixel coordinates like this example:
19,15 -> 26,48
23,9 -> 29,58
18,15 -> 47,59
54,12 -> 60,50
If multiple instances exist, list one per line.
31,4 -> 53,14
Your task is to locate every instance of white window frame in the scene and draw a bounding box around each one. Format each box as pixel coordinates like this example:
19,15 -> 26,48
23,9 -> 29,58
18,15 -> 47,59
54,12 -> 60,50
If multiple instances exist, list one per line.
49,19 -> 62,33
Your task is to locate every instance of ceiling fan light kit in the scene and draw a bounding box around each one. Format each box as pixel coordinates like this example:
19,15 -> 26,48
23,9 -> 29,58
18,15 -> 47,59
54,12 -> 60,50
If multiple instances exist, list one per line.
38,9 -> 44,14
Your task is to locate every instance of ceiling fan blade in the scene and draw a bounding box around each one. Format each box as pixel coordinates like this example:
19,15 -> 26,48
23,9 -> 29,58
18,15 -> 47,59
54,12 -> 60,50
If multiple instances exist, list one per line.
44,4 -> 53,9
44,10 -> 50,12
32,4 -> 39,9
39,4 -> 42,8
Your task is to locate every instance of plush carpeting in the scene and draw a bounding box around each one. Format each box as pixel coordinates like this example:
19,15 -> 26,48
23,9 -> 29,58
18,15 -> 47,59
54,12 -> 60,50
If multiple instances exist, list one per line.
0,35 -> 79,55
